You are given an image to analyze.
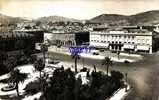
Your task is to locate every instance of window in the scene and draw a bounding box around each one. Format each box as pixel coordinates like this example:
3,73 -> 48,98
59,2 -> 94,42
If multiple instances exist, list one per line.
137,39 -> 140,43
146,39 -> 149,44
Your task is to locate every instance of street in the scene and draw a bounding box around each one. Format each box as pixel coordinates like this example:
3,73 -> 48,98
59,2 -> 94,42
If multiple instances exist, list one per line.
48,52 -> 159,100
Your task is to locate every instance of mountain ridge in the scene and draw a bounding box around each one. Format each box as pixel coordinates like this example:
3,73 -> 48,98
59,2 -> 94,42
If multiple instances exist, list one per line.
90,10 -> 159,25
1,10 -> 159,26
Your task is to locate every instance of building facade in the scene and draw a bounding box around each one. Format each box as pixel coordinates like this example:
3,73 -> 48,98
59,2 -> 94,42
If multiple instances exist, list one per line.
90,29 -> 155,53
44,31 -> 89,47
0,32 -> 34,52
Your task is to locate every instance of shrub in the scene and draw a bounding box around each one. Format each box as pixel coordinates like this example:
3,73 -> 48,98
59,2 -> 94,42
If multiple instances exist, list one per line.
42,69 -> 124,100
24,80 -> 41,95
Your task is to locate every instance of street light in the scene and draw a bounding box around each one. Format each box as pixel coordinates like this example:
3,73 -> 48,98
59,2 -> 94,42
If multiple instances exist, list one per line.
82,58 -> 85,68
125,72 -> 128,92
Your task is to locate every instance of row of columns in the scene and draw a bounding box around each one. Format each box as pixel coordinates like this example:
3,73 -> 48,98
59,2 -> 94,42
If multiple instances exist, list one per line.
109,45 -> 152,54
109,45 -> 122,51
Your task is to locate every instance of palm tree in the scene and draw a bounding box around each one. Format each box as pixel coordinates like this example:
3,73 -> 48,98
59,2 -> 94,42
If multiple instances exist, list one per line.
8,69 -> 28,96
40,43 -> 48,63
102,57 -> 112,76
71,53 -> 80,73
33,58 -> 45,80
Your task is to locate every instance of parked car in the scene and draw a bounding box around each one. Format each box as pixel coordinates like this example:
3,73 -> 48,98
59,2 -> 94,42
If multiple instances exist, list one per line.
45,58 -> 61,68
93,52 -> 99,55
91,50 -> 99,55
111,50 -> 117,53
99,49 -> 105,52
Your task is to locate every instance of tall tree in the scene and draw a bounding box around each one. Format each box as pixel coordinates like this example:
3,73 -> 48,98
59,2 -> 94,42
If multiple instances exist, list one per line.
8,69 -> 28,96
71,53 -> 80,73
40,43 -> 48,63
102,57 -> 112,76
33,58 -> 45,80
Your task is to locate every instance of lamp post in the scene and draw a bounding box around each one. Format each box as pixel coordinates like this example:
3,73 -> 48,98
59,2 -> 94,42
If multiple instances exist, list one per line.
125,72 -> 128,92
82,58 -> 84,68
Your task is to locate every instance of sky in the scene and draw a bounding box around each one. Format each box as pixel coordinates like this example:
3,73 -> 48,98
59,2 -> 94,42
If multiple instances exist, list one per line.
0,0 -> 159,19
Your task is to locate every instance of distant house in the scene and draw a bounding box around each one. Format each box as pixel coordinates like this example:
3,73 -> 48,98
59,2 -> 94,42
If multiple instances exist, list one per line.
16,21 -> 36,29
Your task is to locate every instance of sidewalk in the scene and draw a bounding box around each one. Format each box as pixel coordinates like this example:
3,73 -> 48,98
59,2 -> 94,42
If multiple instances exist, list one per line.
109,85 -> 131,100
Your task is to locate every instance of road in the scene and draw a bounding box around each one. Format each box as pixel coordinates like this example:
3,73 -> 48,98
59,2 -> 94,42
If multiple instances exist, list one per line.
47,52 -> 159,100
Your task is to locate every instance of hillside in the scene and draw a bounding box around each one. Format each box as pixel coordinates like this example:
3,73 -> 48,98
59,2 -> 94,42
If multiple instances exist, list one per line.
1,10 -> 159,26
0,14 -> 26,26
36,16 -> 79,23
129,10 -> 159,25
90,10 -> 159,26
90,14 -> 129,26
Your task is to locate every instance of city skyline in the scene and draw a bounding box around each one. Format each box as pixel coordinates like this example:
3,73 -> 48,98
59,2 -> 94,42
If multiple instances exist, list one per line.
0,0 -> 159,19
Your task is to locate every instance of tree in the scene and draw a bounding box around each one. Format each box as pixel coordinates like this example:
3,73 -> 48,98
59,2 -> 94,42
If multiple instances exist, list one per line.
102,57 -> 112,76
8,69 -> 28,96
110,70 -> 124,90
33,58 -> 45,80
4,56 -> 17,71
40,43 -> 48,63
71,53 -> 80,73
111,70 -> 124,81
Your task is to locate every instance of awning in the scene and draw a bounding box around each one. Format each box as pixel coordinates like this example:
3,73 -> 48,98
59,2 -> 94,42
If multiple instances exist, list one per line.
123,44 -> 135,49
137,45 -> 149,51
90,42 -> 109,48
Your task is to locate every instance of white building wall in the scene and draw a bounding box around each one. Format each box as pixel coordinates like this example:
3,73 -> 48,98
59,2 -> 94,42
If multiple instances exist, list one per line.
90,31 -> 153,53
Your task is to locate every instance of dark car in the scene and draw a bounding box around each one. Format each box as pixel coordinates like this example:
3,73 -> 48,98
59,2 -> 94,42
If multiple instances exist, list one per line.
93,52 -> 99,55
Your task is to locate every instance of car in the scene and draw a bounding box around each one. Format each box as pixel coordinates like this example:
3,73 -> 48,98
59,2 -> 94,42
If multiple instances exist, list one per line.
93,52 -> 99,55
45,58 -> 61,68
111,50 -> 117,53
124,60 -> 130,64
99,49 -> 105,52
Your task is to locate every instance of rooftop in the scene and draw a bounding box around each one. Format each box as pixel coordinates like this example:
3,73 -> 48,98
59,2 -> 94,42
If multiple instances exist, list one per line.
0,32 -> 33,39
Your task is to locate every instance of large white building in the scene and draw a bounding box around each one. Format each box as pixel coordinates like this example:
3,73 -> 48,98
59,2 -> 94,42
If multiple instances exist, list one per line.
90,28 -> 155,53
